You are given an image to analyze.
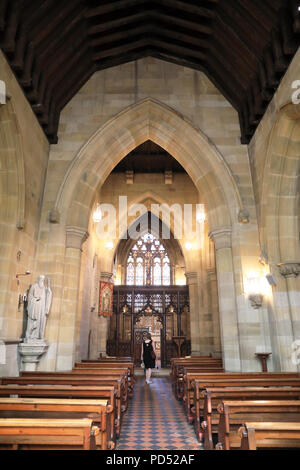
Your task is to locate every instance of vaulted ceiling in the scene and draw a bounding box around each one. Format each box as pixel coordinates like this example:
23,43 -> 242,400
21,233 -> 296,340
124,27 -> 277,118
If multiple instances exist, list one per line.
1,0 -> 299,144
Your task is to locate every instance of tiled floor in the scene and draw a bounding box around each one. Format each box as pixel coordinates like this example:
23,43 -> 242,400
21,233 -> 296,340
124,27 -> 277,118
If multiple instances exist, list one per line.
117,375 -> 202,450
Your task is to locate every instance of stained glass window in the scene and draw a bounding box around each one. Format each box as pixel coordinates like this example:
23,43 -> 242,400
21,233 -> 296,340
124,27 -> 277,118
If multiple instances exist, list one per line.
125,233 -> 171,285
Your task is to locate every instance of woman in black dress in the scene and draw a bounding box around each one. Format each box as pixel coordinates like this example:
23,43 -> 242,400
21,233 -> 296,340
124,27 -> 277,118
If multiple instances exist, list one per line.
141,332 -> 156,384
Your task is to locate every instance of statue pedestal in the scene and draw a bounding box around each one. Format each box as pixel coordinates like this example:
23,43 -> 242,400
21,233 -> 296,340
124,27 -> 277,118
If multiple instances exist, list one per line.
18,339 -> 49,371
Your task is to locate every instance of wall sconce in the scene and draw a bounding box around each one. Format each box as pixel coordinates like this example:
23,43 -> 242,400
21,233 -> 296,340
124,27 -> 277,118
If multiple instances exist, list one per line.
248,293 -> 263,309
244,274 -> 269,309
92,204 -> 102,223
106,241 -> 114,250
196,210 -> 206,224
185,242 -> 193,251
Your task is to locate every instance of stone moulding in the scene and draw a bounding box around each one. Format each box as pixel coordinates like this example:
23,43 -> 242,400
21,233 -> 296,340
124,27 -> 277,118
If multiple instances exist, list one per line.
277,262 -> 300,278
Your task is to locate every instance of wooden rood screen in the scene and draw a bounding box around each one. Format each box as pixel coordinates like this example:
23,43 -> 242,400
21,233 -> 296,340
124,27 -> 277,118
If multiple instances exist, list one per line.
109,285 -> 191,366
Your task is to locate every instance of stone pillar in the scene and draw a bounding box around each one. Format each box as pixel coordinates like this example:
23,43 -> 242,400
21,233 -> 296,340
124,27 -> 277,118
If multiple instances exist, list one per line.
276,262 -> 300,370
209,227 -> 241,371
207,268 -> 222,358
56,226 -> 88,370
185,272 -> 201,356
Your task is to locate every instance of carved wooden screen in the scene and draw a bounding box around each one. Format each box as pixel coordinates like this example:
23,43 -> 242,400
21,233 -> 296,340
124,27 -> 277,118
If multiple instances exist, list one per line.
107,286 -> 190,366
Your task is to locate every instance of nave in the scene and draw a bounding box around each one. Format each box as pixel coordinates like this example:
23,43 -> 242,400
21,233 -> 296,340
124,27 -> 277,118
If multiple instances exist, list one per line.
117,375 -> 201,451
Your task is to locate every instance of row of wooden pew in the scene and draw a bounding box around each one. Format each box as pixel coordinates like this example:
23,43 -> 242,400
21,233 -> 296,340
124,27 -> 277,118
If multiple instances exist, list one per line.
0,357 -> 134,450
171,356 -> 300,450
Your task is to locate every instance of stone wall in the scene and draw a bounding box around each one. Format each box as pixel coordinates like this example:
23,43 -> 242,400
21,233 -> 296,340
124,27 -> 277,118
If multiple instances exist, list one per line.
0,50 -> 49,356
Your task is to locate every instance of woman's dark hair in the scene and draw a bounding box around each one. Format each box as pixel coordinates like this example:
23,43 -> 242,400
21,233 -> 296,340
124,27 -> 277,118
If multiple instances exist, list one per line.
145,332 -> 152,340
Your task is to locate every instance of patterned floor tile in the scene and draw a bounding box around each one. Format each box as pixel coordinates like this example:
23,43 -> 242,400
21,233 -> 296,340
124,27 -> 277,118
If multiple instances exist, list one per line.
116,376 -> 203,451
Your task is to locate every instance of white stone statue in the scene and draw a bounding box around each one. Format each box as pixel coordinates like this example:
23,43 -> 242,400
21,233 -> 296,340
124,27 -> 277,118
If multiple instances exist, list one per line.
25,275 -> 52,341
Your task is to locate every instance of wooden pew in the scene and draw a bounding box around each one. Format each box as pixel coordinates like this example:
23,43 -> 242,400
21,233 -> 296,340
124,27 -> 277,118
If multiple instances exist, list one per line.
0,418 -> 98,450
173,364 -> 224,399
216,400 -> 300,450
198,387 -> 300,449
0,384 -> 117,444
0,397 -> 111,450
238,422 -> 300,450
170,357 -> 223,380
74,361 -> 135,396
0,376 -> 126,438
184,372 -> 300,419
20,369 -> 129,411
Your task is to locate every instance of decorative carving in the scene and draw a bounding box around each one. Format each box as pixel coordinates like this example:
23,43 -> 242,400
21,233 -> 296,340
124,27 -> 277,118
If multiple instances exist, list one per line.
238,209 -> 250,224
259,251 -> 269,266
49,208 -> 60,224
249,293 -> 263,309
66,226 -> 89,249
209,227 -> 232,250
277,262 -> 300,278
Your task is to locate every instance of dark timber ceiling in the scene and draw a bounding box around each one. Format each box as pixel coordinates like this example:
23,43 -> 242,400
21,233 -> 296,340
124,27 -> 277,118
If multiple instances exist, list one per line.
112,140 -> 186,173
0,1 -> 299,144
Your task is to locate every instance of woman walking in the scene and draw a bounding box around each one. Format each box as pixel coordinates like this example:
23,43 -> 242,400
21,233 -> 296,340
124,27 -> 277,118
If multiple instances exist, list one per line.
141,332 -> 156,384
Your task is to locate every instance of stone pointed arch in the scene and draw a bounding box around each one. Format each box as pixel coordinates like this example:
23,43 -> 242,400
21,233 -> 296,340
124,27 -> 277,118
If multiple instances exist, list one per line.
260,102 -> 300,264
53,99 -> 242,232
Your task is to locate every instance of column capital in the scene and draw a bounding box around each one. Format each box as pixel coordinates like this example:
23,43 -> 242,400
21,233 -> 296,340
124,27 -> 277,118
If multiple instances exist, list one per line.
277,261 -> 300,278
209,227 -> 232,250
185,272 -> 198,285
66,226 -> 89,250
100,271 -> 113,282
207,268 -> 217,282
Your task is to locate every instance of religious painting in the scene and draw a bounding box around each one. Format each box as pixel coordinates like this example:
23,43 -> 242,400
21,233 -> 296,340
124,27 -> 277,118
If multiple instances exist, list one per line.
99,281 -> 113,317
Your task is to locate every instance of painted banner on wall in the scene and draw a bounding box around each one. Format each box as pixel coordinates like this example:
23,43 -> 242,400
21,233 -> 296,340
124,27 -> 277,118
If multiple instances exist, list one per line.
99,281 -> 113,317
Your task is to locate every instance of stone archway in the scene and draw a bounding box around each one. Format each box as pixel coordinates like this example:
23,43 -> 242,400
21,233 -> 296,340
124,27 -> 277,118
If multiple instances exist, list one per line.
53,98 -> 243,231
40,99 -> 246,371
260,103 -> 300,370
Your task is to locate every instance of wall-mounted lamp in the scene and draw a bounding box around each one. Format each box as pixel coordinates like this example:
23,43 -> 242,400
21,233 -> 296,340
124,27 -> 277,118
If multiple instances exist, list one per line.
185,242 -> 193,251
244,274 -> 270,309
92,204 -> 102,223
196,210 -> 206,224
106,241 -> 114,250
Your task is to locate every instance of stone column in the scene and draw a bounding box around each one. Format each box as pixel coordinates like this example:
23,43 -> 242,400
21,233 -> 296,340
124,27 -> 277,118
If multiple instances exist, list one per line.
276,262 -> 300,370
185,272 -> 201,356
207,268 -> 222,358
209,227 -> 241,371
56,226 -> 88,370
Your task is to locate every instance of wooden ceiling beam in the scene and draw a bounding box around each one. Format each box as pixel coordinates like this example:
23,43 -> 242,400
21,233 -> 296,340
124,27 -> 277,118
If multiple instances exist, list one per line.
93,38 -> 152,61
150,11 -> 213,35
150,49 -> 243,109
154,0 -> 216,18
85,0 -> 149,18
88,11 -> 152,35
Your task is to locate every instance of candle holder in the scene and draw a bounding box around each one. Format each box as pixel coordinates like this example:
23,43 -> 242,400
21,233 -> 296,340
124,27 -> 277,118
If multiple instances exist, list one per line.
255,352 -> 272,372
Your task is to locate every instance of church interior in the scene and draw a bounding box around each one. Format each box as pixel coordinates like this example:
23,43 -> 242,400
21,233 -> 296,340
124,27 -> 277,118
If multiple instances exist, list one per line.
0,0 -> 300,451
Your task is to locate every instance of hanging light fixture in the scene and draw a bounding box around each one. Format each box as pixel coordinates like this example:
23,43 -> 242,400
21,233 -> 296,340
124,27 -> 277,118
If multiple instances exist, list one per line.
93,204 -> 102,223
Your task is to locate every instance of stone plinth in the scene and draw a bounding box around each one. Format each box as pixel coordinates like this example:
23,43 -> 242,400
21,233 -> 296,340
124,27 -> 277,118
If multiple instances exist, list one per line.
18,339 -> 49,371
